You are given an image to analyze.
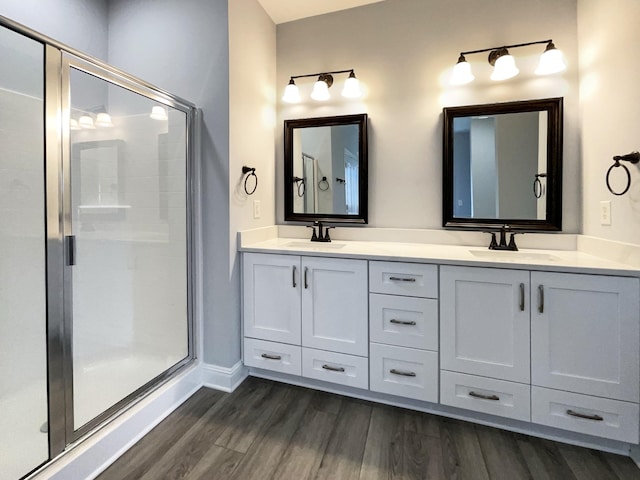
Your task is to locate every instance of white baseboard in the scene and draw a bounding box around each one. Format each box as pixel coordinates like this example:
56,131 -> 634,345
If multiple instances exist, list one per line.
29,364 -> 202,480
202,361 -> 248,393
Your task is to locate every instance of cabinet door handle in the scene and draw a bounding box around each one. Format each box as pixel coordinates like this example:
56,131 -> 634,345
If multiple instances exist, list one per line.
389,276 -> 416,283
322,364 -> 345,373
538,285 -> 544,313
304,267 -> 309,289
566,409 -> 603,421
261,353 -> 282,360
390,319 -> 417,326
468,391 -> 500,401
390,368 -> 416,377
519,283 -> 525,311
292,265 -> 297,288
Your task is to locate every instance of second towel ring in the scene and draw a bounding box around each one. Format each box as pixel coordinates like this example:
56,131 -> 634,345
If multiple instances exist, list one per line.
606,152 -> 639,196
533,173 -> 547,199
242,166 -> 258,195
318,176 -> 329,191
292,176 -> 305,197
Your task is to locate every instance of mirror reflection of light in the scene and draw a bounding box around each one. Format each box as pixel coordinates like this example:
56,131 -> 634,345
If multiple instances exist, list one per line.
150,105 -> 168,121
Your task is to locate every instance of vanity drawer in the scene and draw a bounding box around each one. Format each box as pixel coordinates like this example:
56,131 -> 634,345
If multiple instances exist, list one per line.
531,386 -> 639,443
244,338 -> 301,376
302,347 -> 368,390
369,294 -> 438,351
369,261 -> 438,298
440,370 -> 530,422
370,343 -> 438,402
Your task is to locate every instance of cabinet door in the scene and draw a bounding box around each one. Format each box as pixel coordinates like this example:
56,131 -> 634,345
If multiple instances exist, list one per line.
301,257 -> 368,356
243,253 -> 301,344
440,266 -> 530,383
531,272 -> 639,403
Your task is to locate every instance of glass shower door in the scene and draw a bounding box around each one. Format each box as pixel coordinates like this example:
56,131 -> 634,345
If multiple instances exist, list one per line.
0,25 -> 49,480
65,60 -> 191,434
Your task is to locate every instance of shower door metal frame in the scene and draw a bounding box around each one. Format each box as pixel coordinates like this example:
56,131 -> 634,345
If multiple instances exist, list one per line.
0,14 -> 198,466
59,53 -> 198,444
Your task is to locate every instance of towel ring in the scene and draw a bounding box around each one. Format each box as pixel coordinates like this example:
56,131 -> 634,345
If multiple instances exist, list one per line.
292,176 -> 305,197
242,166 -> 258,195
606,152 -> 639,196
318,176 -> 329,191
533,173 -> 546,199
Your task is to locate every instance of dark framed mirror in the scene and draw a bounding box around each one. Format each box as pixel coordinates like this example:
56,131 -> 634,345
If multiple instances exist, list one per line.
443,98 -> 563,231
284,114 -> 368,224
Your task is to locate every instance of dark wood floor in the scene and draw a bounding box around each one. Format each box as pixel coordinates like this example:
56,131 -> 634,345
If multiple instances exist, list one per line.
98,377 -> 640,480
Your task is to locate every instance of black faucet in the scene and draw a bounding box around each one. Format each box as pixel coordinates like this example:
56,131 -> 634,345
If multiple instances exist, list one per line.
487,225 -> 519,251
307,221 -> 334,242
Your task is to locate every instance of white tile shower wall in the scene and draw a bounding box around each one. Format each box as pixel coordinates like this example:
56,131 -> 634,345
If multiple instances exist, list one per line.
0,90 -> 47,398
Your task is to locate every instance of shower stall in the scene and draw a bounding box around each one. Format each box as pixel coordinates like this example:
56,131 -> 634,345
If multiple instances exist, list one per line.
0,18 -> 196,480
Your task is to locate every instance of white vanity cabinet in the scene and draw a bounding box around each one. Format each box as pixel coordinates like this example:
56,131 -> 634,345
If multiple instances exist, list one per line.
243,252 -> 368,387
368,261 -> 439,402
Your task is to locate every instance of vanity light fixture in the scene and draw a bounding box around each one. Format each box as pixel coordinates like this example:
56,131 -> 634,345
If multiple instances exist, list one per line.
449,39 -> 566,85
69,118 -> 80,130
78,115 -> 95,129
95,112 -> 114,127
282,69 -> 362,103
150,105 -> 168,121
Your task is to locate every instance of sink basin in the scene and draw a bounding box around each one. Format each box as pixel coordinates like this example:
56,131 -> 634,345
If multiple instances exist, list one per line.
469,249 -> 560,262
285,241 -> 346,250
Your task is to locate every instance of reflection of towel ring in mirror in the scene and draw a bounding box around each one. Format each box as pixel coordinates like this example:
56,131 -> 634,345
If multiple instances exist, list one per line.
533,173 -> 547,199
242,166 -> 257,195
318,176 -> 329,191
606,152 -> 639,196
336,177 -> 346,184
292,176 -> 305,197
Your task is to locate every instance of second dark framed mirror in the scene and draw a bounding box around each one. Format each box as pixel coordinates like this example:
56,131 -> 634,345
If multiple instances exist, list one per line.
443,97 -> 563,231
284,114 -> 368,224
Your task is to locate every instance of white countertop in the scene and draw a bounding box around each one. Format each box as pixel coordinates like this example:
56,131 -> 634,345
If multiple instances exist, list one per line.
240,236 -> 640,277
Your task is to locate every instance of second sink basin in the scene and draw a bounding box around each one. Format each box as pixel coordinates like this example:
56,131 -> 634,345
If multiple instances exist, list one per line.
285,241 -> 346,250
469,249 -> 560,262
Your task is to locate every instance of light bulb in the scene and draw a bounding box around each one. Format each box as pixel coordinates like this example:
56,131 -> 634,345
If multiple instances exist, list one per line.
150,105 -> 168,121
282,79 -> 301,103
536,43 -> 566,75
78,115 -> 95,129
491,52 -> 519,81
69,118 -> 80,130
450,55 -> 475,85
341,71 -> 362,98
95,112 -> 113,127
311,78 -> 330,101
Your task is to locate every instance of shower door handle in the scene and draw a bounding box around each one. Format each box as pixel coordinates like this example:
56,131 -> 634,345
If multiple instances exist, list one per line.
66,235 -> 76,266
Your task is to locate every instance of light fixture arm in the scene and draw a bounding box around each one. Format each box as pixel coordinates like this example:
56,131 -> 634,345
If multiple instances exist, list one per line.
289,69 -> 355,81
459,39 -> 553,57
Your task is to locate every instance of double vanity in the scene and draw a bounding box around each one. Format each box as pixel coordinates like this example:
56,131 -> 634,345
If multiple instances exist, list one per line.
240,233 -> 640,450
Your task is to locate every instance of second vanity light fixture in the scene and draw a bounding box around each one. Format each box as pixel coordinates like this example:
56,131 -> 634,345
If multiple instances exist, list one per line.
282,69 -> 362,103
450,39 -> 566,85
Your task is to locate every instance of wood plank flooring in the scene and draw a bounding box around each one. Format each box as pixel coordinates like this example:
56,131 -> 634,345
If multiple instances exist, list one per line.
98,377 -> 640,480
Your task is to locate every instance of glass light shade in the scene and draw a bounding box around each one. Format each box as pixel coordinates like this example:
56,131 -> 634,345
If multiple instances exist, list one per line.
78,115 -> 95,129
95,112 -> 114,127
450,60 -> 475,85
491,54 -> 519,81
535,47 -> 566,75
311,80 -> 330,101
69,118 -> 80,130
282,82 -> 301,103
341,74 -> 362,98
150,105 -> 168,121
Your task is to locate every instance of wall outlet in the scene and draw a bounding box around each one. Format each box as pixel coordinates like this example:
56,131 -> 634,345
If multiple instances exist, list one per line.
600,200 -> 611,225
253,200 -> 261,219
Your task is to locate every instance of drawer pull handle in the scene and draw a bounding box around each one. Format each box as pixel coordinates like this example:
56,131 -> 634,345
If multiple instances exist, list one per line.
322,364 -> 345,373
538,285 -> 544,313
390,319 -> 417,326
390,368 -> 416,377
469,391 -> 500,401
389,276 -> 416,283
292,265 -> 297,288
304,267 -> 309,289
261,353 -> 282,360
566,409 -> 603,422
519,283 -> 525,311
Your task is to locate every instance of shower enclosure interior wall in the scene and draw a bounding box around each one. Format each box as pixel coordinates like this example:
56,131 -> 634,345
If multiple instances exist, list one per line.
0,18 -> 196,480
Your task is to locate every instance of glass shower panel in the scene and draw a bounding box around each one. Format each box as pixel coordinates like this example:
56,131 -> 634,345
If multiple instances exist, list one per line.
0,26 -> 49,479
69,68 -> 189,430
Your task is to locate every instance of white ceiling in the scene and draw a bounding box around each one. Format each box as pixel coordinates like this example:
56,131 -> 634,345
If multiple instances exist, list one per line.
257,0 -> 386,24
